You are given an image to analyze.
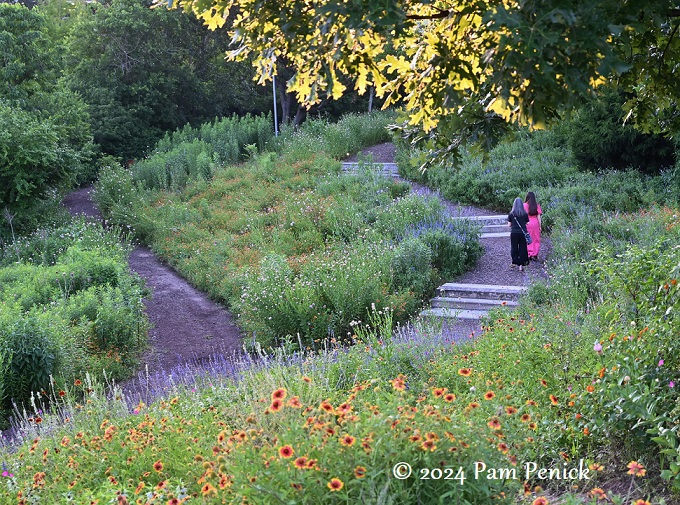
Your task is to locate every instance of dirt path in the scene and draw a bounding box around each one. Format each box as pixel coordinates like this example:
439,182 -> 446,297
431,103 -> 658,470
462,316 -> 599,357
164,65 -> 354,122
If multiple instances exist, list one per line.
61,187 -> 244,388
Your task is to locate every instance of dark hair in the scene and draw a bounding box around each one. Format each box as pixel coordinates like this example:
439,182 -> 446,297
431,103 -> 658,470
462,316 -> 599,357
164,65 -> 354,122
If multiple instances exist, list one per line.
525,191 -> 538,216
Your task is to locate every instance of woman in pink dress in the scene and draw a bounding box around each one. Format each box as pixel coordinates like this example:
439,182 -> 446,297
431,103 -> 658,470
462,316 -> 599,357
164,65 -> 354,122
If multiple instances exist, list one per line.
523,192 -> 542,260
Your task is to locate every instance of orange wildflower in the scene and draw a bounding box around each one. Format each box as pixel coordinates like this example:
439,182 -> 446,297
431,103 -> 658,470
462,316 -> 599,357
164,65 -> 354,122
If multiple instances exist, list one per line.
458,368 -> 472,377
539,379 -> 548,387
279,445 -> 294,458
293,457 -> 307,469
391,377 -> 406,391
488,418 -> 502,430
444,393 -> 456,402
632,500 -> 651,505
586,385 -> 595,393
354,466 -> 367,478
505,406 -> 518,415
201,483 -> 217,496
269,399 -> 283,412
302,376 -> 312,383
327,478 -> 344,491
271,388 -> 287,401
590,488 -> 607,500
432,387 -> 446,397
532,498 -> 549,505
484,391 -> 496,400
153,460 -> 163,473
526,399 -> 538,406
627,461 -> 646,477
498,443 -> 510,454
520,414 -> 531,422
468,402 -> 481,409
339,434 -> 356,447
549,394 -> 559,405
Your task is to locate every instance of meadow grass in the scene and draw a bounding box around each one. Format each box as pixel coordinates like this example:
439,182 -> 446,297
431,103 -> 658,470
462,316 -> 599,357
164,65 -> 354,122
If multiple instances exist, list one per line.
3,115 -> 677,504
96,111 -> 481,349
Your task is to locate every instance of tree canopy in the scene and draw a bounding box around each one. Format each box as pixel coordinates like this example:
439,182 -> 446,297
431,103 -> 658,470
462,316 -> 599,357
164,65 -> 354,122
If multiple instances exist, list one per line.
165,0 -> 680,160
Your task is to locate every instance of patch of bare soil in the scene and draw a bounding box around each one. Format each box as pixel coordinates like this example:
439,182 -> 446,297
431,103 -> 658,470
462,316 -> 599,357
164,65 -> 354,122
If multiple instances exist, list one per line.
61,188 -> 243,388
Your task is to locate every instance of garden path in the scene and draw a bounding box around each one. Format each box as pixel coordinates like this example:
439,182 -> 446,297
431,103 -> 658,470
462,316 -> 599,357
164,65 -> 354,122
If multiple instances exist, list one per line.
61,145 -> 551,388
62,187 -> 244,385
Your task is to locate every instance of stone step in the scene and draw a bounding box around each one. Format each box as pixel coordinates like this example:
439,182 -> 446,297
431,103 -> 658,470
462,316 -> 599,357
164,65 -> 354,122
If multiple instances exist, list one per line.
480,231 -> 510,239
420,308 -> 489,320
430,296 -> 518,310
437,283 -> 526,300
341,162 -> 399,177
454,214 -> 508,226
481,224 -> 510,232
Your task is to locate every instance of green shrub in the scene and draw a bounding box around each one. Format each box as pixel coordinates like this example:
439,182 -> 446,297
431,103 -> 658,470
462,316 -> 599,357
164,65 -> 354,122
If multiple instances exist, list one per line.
391,237 -> 435,298
273,110 -> 394,161
0,221 -> 148,412
2,317 -> 56,409
564,88 -> 675,173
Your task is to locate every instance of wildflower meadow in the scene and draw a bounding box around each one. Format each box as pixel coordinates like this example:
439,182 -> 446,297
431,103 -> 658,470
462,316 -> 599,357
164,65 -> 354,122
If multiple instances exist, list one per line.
1,113 -> 679,504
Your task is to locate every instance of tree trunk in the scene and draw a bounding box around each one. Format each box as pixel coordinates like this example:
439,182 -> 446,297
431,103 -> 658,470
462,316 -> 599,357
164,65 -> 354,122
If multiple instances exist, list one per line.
368,86 -> 374,113
293,105 -> 307,128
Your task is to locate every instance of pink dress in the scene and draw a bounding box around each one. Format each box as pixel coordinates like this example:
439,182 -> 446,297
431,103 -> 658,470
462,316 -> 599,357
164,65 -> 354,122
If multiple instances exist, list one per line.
523,202 -> 542,257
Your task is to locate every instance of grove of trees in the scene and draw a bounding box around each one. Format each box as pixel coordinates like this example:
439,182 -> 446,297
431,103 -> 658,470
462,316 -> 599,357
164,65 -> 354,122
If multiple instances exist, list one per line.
169,0 -> 680,163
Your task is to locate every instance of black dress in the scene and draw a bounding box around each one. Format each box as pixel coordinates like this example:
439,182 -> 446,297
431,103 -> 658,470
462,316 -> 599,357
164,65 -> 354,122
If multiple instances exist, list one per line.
508,212 -> 529,266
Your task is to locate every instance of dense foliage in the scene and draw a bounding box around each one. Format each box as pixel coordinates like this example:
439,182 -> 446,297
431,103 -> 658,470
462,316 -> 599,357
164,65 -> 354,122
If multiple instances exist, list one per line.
95,112 -> 483,348
0,221 -> 148,418
397,128 -> 680,230
0,3 -> 95,232
169,0 -> 680,165
565,88 -> 676,173
63,0 -> 272,160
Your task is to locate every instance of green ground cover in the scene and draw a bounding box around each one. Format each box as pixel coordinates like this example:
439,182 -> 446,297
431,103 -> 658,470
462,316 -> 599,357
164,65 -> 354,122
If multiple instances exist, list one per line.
0,221 -> 148,422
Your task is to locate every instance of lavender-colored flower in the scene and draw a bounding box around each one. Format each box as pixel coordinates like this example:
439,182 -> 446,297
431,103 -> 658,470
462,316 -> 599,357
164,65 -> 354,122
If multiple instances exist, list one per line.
593,341 -> 602,354
659,359 -> 665,367
670,381 -> 675,388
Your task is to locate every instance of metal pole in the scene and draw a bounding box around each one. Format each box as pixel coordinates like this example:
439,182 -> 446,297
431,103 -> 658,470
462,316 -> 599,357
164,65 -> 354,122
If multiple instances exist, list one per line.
272,72 -> 279,137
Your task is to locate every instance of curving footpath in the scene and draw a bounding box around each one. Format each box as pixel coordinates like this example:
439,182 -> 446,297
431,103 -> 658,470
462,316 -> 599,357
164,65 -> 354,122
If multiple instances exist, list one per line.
61,187 -> 244,390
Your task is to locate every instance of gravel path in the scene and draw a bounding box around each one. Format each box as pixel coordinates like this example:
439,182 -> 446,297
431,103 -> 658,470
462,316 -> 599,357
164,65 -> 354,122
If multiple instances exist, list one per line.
62,187 -> 244,396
